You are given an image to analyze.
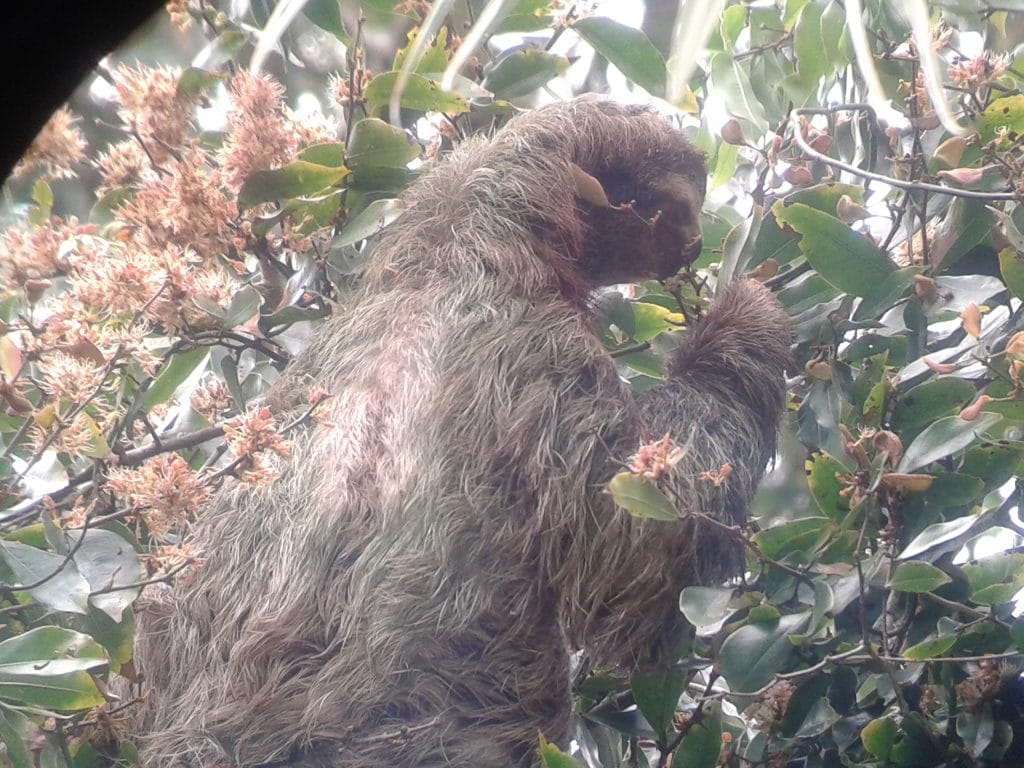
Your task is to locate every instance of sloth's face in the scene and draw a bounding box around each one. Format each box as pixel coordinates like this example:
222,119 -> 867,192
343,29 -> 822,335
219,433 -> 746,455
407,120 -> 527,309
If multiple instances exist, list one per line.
579,167 -> 707,285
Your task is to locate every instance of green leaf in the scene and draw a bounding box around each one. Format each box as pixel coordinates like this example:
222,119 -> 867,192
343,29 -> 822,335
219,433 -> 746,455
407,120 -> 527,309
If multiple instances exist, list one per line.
302,0 -> 348,43
932,198 -> 994,271
90,187 -> 132,227
572,17 -> 667,96
68,607 -> 135,669
771,201 -> 894,297
979,94 -> 1024,141
0,627 -> 107,711
963,553 -> 1024,606
494,0 -> 554,33
67,529 -> 144,622
393,27 -> 449,74
237,160 -> 348,210
29,180 -> 53,225
896,412 -> 1002,472
679,586 -> 739,636
220,285 -> 262,328
176,67 -> 222,99
671,702 -> 722,768
958,706 -> 995,759
889,561 -> 951,593
753,183 -> 863,267
793,3 -> 826,83
538,735 -> 584,768
998,247 -> 1024,299
900,514 -> 982,560
0,541 -> 90,614
752,517 -> 829,560
903,633 -> 956,661
482,48 -> 571,99
890,378 -> 978,444
346,118 -> 420,169
1011,616 -> 1024,651
891,714 -> 944,766
629,302 -> 683,343
861,717 -> 897,760
631,669 -> 684,735
820,1 -> 852,74
719,613 -> 810,692
143,348 -> 208,411
0,705 -> 32,768
608,472 -> 678,521
709,142 -> 739,192
794,697 -> 840,738
331,198 -> 404,250
363,72 -> 470,116
298,142 -> 346,167
708,52 -> 768,135
719,5 -> 747,48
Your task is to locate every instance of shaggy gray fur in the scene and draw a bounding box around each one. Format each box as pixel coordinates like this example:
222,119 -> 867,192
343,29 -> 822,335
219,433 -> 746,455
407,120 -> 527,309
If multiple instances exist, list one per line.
133,97 -> 791,767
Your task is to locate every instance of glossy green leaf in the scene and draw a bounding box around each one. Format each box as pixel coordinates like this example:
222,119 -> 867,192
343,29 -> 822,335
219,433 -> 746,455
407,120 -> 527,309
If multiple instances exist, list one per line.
861,716 -> 897,760
793,3 -> 826,83
28,179 -> 53,226
709,142 -> 739,192
143,348 -> 208,411
364,72 -> 470,116
753,183 -> 863,266
346,118 -> 420,169
302,0 -> 347,42
631,669 -> 684,735
671,702 -> 722,768
608,472 -> 678,521
217,278 -> 264,326
979,95 -> 1024,141
794,697 -> 840,737
679,586 -> 739,636
572,17 -> 667,96
482,49 -> 571,99
933,198 -> 994,271
237,160 -> 348,210
708,52 -> 768,135
900,514 -> 982,560
772,201 -> 895,297
331,198 -> 404,250
90,187 -> 132,227
393,27 -> 449,74
896,412 -> 1002,472
66,529 -> 144,622
820,1 -> 851,74
0,541 -> 90,614
963,553 -> 1024,606
889,560 -> 951,593
0,627 -> 107,711
0,705 -> 32,768
891,378 -> 978,444
958,706 -> 996,759
629,302 -> 683,343
176,67 -> 222,98
495,0 -> 555,33
719,613 -> 810,692
998,247 -> 1024,299
752,517 -> 829,560
903,633 -> 956,661
298,142 -> 346,168
538,735 -> 584,768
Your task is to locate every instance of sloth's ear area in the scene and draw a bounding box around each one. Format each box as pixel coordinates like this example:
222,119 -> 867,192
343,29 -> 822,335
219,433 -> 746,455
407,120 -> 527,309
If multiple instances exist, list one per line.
569,163 -> 613,209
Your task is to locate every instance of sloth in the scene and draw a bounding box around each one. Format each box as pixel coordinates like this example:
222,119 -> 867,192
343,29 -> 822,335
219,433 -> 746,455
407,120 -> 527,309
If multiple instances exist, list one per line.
132,96 -> 791,767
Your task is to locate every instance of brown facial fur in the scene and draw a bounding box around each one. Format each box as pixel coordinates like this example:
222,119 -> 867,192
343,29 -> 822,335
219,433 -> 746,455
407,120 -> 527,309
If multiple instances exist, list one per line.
131,97 -> 791,768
